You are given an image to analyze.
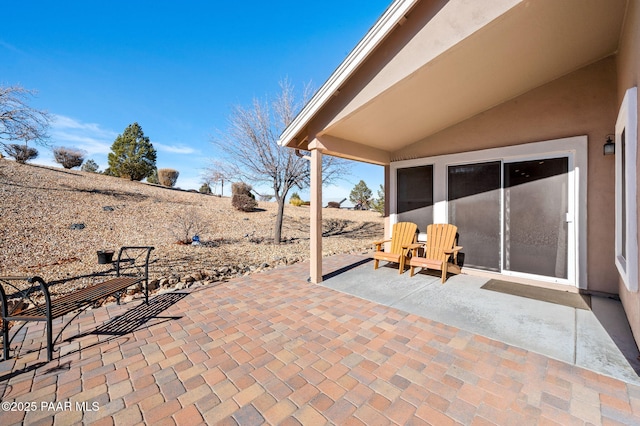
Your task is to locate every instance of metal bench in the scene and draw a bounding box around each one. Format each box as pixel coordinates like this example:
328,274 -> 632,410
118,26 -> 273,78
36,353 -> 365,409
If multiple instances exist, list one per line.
0,246 -> 154,362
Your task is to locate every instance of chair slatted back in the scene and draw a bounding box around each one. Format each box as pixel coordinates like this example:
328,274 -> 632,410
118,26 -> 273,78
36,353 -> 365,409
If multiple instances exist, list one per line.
425,224 -> 458,262
390,222 -> 418,255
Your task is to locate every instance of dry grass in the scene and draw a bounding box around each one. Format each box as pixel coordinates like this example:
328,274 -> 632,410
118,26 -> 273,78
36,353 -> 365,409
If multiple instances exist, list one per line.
0,160 -> 384,291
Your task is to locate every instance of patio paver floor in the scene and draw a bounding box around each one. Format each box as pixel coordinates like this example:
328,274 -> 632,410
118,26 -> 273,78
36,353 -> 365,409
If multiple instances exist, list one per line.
1,254 -> 640,425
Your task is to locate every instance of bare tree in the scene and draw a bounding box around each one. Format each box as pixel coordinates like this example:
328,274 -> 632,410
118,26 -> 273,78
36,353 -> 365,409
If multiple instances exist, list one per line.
167,208 -> 210,244
0,85 -> 51,153
202,163 -> 227,196
212,79 -> 350,244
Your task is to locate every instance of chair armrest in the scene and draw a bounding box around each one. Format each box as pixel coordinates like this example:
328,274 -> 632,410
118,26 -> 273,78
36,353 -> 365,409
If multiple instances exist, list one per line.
404,243 -> 423,250
444,246 -> 463,253
373,239 -> 391,245
444,246 -> 463,265
402,243 -> 423,256
373,239 -> 391,251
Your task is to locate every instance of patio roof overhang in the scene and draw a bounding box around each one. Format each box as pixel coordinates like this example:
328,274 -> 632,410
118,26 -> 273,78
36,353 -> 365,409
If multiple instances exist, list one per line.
278,0 -> 627,164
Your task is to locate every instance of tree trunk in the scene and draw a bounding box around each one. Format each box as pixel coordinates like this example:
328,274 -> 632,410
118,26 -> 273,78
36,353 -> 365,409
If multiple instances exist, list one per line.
274,197 -> 285,244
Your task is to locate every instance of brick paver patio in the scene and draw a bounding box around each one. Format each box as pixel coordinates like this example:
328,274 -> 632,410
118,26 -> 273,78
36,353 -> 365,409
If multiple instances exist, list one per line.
1,254 -> 640,425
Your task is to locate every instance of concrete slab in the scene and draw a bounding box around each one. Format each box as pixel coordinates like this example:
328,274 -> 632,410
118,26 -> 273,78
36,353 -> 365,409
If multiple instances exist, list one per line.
321,257 -> 640,385
577,296 -> 640,384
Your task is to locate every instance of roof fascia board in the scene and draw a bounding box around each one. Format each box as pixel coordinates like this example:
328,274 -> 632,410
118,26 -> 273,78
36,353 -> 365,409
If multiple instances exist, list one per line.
278,0 -> 420,147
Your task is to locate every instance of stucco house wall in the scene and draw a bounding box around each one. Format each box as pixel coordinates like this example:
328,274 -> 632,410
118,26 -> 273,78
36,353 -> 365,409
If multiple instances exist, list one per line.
616,0 -> 640,345
390,57 -> 618,293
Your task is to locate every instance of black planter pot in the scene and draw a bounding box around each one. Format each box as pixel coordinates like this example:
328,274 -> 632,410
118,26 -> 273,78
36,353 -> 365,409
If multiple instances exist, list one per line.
97,250 -> 115,264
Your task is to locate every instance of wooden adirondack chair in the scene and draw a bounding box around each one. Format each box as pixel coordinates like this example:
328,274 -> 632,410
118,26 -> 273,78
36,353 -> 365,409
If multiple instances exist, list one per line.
373,222 -> 417,273
406,223 -> 463,283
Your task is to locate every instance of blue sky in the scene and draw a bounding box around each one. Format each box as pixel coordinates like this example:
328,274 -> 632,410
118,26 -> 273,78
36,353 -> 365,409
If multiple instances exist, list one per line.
2,1 -> 389,203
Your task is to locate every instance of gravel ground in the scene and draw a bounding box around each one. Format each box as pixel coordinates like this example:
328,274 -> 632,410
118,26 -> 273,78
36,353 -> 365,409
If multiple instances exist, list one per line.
0,160 -> 383,294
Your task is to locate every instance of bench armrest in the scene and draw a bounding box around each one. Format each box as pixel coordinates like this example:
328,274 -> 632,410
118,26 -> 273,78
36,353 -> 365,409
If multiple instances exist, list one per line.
0,276 -> 51,319
115,247 -> 154,304
0,276 -> 51,360
116,246 -> 155,279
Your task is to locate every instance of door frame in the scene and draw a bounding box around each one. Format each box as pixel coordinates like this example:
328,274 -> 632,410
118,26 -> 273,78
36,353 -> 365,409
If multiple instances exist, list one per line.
390,135 -> 588,289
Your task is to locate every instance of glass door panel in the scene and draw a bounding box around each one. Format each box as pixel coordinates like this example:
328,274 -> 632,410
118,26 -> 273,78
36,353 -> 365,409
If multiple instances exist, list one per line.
503,157 -> 569,279
448,162 -> 501,271
397,165 -> 433,233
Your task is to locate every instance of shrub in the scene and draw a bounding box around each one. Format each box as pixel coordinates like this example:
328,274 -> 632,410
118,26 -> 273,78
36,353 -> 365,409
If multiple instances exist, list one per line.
5,144 -> 38,164
146,168 -> 159,184
233,194 -> 258,212
158,168 -> 180,187
81,159 -> 100,173
53,146 -> 85,169
231,182 -> 257,212
232,181 -> 252,196
199,183 -> 212,194
168,208 -> 209,244
289,192 -> 303,206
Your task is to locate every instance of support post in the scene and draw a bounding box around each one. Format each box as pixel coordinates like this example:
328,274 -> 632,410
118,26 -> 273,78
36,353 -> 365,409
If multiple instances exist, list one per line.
309,141 -> 324,283
383,165 -> 390,217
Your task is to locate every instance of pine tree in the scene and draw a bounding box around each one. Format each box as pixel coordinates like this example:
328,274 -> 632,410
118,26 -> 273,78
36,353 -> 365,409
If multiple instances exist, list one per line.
349,180 -> 372,210
107,122 -> 157,181
81,159 -> 100,173
371,184 -> 385,215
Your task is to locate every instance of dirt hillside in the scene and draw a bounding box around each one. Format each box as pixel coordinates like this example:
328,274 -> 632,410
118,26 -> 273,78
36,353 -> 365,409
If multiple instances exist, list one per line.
0,160 -> 383,292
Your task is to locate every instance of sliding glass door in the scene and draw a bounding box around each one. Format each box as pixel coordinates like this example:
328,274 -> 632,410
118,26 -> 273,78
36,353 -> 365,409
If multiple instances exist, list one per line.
397,165 -> 433,233
503,158 -> 569,279
393,137 -> 585,286
447,162 -> 501,271
445,156 -> 571,280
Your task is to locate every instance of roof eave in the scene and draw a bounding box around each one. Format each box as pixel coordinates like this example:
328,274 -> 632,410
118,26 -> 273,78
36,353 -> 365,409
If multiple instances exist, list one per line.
277,0 -> 420,148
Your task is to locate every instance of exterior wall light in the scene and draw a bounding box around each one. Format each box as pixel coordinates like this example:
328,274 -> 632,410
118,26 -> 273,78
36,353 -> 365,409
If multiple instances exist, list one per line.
604,135 -> 615,156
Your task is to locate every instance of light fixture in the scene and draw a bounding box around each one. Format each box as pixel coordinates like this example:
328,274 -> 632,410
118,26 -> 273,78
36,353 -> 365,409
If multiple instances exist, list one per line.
604,135 -> 615,156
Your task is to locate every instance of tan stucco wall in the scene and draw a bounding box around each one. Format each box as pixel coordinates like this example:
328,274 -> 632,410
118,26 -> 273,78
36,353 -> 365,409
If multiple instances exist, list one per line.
616,0 -> 640,346
392,56 -> 619,293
